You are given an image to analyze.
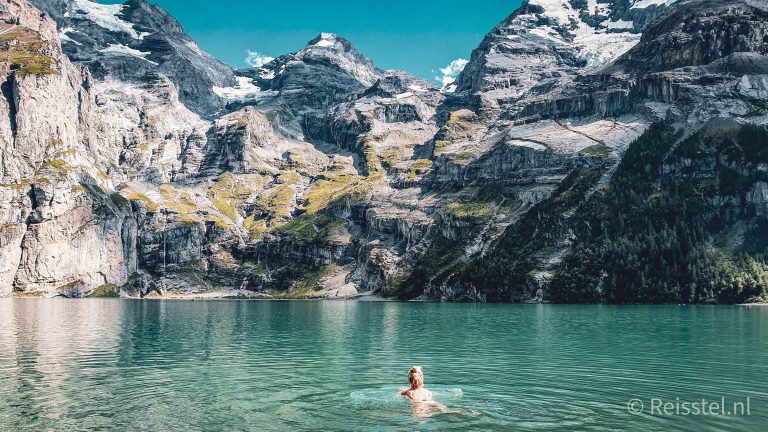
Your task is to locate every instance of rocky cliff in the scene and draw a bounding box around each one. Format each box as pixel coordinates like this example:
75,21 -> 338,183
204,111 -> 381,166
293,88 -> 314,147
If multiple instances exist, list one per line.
1,0 -> 767,303
29,0 -> 235,117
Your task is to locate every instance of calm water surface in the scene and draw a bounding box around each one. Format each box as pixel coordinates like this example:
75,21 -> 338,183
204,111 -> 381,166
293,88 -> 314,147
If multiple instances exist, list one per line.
0,299 -> 766,431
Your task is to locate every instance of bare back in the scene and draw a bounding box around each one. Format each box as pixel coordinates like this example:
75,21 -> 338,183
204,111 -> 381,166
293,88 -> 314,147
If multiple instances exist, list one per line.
400,387 -> 434,403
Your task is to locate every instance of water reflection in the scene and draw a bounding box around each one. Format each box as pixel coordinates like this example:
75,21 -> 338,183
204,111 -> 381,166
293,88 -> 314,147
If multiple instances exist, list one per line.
0,299 -> 123,429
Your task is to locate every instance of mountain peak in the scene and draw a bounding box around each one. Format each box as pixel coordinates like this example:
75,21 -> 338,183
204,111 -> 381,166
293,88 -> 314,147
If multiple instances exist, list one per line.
308,32 -> 339,46
450,0 -> 680,114
286,32 -> 381,86
305,32 -> 356,53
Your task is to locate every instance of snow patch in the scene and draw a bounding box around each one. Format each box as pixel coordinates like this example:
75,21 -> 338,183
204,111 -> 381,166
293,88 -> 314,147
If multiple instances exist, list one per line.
213,76 -> 262,100
100,44 -> 157,64
408,84 -> 427,93
587,0 -> 598,14
100,44 -> 158,65
509,140 -> 548,151
631,0 -> 677,9
530,26 -> 567,44
525,0 -> 642,68
259,68 -> 276,80
606,19 -> 634,30
576,32 -> 641,68
59,27 -> 82,46
313,33 -> 337,48
529,0 -> 579,27
97,80 -> 145,95
71,0 -> 139,39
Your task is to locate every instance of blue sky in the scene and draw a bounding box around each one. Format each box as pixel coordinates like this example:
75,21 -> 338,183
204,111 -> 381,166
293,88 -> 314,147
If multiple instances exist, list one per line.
100,0 -> 521,83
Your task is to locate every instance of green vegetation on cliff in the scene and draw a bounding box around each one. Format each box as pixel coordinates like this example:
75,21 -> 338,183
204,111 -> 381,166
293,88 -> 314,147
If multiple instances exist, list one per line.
549,122 -> 768,304
459,164 -> 607,301
445,200 -> 495,220
86,284 -> 119,298
0,26 -> 56,77
391,165 -> 607,301
270,264 -> 336,299
125,192 -> 159,212
276,213 -> 346,244
433,110 -> 479,157
388,234 -> 467,299
298,162 -> 372,215
208,173 -> 260,221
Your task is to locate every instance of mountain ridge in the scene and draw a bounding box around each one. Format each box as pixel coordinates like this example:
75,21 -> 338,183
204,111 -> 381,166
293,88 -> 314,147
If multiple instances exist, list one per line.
29,0 -> 236,117
1,0 -> 768,303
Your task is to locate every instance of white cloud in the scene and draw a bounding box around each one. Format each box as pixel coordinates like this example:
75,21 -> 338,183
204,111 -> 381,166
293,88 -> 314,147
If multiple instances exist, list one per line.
434,58 -> 469,89
245,50 -> 275,68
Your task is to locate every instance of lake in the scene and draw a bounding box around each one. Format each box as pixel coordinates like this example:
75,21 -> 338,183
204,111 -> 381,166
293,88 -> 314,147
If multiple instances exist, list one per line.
0,299 -> 766,431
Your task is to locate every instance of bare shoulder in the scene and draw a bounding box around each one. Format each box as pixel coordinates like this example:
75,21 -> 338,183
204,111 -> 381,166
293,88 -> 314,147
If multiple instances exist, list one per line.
399,388 -> 410,396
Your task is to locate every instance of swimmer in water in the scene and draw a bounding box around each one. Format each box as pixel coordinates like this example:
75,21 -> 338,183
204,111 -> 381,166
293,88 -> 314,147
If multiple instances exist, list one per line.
399,366 -> 481,417
399,366 -> 449,416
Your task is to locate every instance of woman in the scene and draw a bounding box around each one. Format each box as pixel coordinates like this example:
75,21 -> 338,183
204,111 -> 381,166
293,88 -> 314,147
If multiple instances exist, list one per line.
400,366 -> 449,415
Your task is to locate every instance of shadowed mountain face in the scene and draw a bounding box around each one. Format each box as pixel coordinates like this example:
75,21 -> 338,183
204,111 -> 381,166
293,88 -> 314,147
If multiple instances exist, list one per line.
1,0 -> 768,304
614,0 -> 768,73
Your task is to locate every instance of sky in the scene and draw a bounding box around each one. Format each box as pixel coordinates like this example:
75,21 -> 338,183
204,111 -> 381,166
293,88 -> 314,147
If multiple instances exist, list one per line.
99,0 -> 522,84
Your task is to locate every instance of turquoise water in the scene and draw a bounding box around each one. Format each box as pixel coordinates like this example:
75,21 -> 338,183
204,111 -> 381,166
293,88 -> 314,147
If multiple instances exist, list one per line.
0,300 -> 766,431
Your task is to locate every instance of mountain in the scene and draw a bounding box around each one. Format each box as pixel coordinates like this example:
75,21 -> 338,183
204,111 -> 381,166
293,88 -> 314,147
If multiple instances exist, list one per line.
29,0 -> 236,117
1,0 -> 767,304
447,0 -> 669,118
245,33 -> 384,113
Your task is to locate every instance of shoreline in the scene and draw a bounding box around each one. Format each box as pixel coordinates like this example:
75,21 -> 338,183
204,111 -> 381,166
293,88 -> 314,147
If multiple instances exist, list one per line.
6,289 -> 392,302
128,288 -> 390,302
5,293 -> 768,306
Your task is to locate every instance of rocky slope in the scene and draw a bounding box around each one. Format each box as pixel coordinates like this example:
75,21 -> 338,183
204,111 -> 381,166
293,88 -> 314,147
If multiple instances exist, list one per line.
1,0 -> 767,303
29,0 -> 235,117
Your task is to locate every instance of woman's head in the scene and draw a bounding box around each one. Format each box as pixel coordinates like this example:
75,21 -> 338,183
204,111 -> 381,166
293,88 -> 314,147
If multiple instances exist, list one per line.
408,366 -> 424,388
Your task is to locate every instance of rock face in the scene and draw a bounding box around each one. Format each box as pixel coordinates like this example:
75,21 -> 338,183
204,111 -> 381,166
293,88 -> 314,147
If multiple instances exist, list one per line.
29,0 -> 235,117
615,0 -> 768,73
450,0 -> 674,120
0,0 -> 139,297
256,33 -> 383,115
1,0 -> 768,303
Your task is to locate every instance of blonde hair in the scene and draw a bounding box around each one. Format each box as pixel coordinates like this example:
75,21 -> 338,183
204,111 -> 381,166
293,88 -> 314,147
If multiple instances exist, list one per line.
408,366 -> 424,388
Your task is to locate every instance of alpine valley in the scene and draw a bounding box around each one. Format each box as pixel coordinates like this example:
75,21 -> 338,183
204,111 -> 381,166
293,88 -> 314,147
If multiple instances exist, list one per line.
2,0 -> 768,304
